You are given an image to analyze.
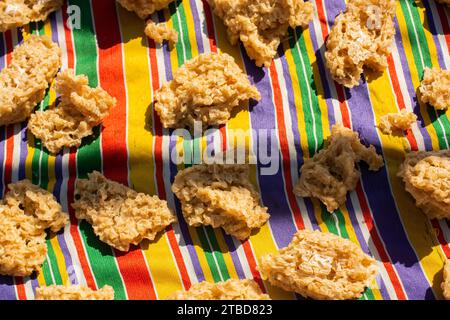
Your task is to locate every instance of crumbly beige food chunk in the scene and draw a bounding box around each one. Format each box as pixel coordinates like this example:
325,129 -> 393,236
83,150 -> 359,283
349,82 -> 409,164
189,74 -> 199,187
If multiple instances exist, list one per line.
117,0 -> 174,19
28,69 -> 116,154
35,285 -> 114,300
259,229 -> 379,300
0,35 -> 61,126
167,279 -> 270,300
419,67 -> 450,110
73,171 -> 176,251
443,260 -> 450,300
155,52 -> 260,129
0,0 -> 63,32
325,0 -> 396,88
145,20 -> 178,44
378,109 -> 417,135
172,164 -> 269,240
0,180 -> 68,277
208,0 -> 313,67
398,149 -> 450,219
294,125 -> 384,213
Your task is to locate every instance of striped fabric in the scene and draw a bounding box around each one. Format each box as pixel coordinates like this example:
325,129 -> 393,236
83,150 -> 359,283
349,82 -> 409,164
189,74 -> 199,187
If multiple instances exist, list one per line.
0,0 -> 449,300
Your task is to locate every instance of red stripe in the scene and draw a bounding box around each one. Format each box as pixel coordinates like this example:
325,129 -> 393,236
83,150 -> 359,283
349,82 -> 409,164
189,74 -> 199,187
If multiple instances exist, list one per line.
268,63 -> 305,230
242,240 -> 265,292
14,277 -> 26,300
92,0 -> 156,300
356,183 -> 407,299
62,3 -> 75,68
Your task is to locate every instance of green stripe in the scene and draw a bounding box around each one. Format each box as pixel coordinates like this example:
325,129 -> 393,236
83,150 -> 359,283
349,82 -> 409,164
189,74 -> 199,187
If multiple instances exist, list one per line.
69,0 -> 126,300
196,227 -> 223,282
40,256 -> 54,284
45,238 -> 63,285
205,227 -> 231,280
288,28 -> 324,157
169,2 -> 186,66
401,0 -> 450,149
176,0 -> 193,61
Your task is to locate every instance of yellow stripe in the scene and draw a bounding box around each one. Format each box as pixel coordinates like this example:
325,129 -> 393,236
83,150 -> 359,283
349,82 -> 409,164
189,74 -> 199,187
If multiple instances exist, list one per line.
367,69 -> 443,298
117,7 -> 183,297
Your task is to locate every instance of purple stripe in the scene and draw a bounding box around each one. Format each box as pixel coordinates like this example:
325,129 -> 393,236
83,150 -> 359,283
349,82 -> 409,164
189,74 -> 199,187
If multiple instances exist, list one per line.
188,0 -> 205,54
244,53 -> 299,249
345,197 -> 390,300
393,17 -> 433,150
277,45 -> 319,228
421,1 -> 446,68
348,83 -> 434,300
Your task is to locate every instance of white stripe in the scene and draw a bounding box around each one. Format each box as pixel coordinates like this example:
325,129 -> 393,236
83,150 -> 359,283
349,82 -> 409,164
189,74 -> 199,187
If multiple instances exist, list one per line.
349,192 -> 399,300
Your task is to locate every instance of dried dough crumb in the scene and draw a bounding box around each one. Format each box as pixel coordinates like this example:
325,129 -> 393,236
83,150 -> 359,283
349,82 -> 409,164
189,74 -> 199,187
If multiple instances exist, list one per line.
208,0 -> 314,67
28,69 -> 116,154
172,164 -> 269,240
325,0 -> 396,88
398,149 -> 450,219
0,180 -> 68,277
294,124 -> 384,213
117,0 -> 174,19
419,67 -> 450,110
259,229 -> 379,300
0,35 -> 61,126
443,260 -> 450,300
167,279 -> 270,300
155,52 -> 260,129
145,20 -> 178,44
35,285 -> 114,300
0,0 -> 63,32
378,109 -> 417,135
73,171 -> 176,251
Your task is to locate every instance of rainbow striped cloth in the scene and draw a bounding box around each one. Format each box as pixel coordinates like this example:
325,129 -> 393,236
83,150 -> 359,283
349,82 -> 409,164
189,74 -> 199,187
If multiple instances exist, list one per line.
0,0 -> 449,300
